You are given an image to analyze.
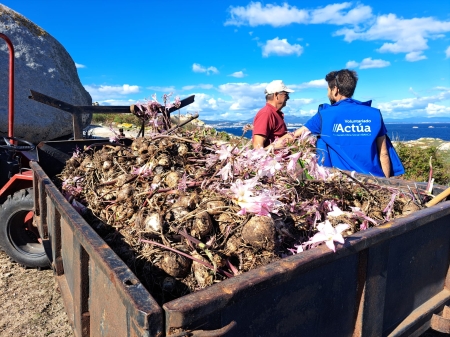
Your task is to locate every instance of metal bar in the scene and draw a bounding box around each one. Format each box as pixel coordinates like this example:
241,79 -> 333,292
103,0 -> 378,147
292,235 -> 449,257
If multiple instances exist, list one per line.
389,289 -> 450,336
73,242 -> 90,337
73,107 -> 84,140
30,90 -> 195,115
0,33 -> 15,139
29,90 -> 77,114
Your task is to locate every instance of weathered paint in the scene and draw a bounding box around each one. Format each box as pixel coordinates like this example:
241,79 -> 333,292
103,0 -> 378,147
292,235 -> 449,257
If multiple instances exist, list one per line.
31,140 -> 450,336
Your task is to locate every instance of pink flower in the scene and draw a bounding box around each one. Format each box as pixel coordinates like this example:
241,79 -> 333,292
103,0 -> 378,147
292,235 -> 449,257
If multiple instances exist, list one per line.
230,178 -> 256,203
327,205 -> 344,217
174,96 -> 181,108
360,220 -> 369,231
287,152 -> 302,171
304,220 -> 350,252
218,162 -> 233,180
236,190 -> 281,216
216,145 -> 233,161
258,154 -> 283,177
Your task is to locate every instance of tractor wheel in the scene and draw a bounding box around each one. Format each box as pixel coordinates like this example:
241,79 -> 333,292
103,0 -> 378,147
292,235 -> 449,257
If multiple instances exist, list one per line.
0,188 -> 49,268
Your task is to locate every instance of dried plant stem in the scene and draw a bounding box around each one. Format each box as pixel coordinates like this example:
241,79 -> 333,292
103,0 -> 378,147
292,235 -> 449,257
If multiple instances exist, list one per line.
338,169 -> 380,203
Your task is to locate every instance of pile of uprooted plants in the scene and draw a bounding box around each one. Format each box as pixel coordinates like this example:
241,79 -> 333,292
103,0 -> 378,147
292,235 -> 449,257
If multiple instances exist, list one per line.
58,99 -> 428,304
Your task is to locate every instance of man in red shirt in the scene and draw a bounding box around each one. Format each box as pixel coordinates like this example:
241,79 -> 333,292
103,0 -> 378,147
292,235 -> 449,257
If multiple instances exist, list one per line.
252,80 -> 294,149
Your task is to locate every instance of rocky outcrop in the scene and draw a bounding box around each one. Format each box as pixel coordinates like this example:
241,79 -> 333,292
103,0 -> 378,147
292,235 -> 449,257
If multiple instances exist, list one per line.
0,5 -> 92,143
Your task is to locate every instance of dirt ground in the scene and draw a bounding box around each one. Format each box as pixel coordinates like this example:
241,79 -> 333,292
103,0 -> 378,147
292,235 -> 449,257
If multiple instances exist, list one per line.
0,250 -> 73,337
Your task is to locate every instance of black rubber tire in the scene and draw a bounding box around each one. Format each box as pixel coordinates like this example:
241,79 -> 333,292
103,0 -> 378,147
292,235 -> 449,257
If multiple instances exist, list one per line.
0,188 -> 49,268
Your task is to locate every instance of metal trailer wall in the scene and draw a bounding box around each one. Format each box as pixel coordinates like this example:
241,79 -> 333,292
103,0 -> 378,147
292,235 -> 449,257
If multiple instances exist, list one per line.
30,140 -> 450,337
31,160 -> 164,337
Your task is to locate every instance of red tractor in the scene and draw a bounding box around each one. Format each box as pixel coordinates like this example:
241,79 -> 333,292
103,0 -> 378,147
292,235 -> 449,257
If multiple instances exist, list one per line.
0,33 -> 44,267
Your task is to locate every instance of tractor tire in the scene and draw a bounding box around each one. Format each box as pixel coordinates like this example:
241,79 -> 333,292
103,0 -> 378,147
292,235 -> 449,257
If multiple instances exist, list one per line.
0,188 -> 49,268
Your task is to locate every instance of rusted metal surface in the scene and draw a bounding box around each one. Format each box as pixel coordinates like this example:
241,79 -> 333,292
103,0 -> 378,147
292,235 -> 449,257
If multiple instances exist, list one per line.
0,171 -> 32,199
431,305 -> 450,333
163,200 -> 450,337
31,159 -> 164,337
30,138 -> 450,336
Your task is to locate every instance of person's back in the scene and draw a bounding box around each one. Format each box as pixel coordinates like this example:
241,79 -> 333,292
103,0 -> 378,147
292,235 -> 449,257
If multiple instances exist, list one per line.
312,98 -> 386,176
274,69 -> 404,177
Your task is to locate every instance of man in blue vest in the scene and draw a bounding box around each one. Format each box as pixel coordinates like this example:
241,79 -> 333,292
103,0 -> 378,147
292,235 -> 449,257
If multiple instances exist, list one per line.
274,69 -> 404,178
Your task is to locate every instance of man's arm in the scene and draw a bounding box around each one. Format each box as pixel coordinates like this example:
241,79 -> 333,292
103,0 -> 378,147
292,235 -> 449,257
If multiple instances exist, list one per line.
271,126 -> 309,149
253,134 -> 267,149
377,135 -> 392,178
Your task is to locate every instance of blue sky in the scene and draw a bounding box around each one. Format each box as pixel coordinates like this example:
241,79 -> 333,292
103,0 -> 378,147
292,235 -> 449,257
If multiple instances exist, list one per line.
3,1 -> 450,121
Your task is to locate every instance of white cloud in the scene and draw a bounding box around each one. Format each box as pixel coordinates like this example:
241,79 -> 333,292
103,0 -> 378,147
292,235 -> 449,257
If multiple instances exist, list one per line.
445,46 -> 450,58
290,79 -> 328,90
146,86 -> 176,93
75,63 -> 86,68
360,57 -> 390,69
336,14 -> 450,60
208,98 -> 218,110
283,98 -> 316,116
346,60 -> 359,68
229,71 -> 246,78
225,2 -> 371,27
262,37 -> 303,57
182,84 -> 214,91
184,93 -> 227,118
218,82 -> 267,112
377,87 -> 450,117
84,84 -> 140,100
310,3 -> 373,25
192,63 -> 219,75
225,3 -> 450,62
425,103 -> 450,115
346,57 -> 391,69
405,51 -> 427,62
225,2 -> 308,27
96,99 -> 137,106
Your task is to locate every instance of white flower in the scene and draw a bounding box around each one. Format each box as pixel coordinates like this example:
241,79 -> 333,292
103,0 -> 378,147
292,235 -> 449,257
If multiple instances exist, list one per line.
304,220 -> 350,252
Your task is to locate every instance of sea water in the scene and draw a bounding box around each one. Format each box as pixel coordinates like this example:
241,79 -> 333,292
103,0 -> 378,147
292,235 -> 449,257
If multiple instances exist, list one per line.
215,123 -> 450,142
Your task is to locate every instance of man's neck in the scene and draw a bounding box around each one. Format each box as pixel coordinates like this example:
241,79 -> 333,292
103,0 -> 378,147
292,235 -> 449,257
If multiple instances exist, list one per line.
267,101 -> 281,111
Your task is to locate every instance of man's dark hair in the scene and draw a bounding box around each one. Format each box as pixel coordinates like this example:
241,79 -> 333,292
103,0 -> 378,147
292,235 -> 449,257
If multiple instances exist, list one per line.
325,69 -> 358,97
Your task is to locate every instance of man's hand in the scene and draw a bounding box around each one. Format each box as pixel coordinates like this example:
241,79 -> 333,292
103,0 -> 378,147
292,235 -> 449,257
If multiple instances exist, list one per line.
271,126 -> 309,149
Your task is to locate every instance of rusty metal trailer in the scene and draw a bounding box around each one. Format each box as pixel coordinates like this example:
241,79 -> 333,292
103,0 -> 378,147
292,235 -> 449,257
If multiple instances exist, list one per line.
30,138 -> 450,337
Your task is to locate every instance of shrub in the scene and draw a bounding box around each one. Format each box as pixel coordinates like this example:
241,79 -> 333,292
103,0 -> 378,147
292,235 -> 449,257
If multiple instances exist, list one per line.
395,143 -> 450,185
92,113 -> 141,126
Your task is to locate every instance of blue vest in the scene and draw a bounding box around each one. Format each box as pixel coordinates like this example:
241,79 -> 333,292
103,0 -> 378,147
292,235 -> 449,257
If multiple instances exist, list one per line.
317,99 -> 404,177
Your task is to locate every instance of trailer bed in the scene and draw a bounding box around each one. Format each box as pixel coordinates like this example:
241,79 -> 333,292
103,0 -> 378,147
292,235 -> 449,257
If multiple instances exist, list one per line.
31,139 -> 450,337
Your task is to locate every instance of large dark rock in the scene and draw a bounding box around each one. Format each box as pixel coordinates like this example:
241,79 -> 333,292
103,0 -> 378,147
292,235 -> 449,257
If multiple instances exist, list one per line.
0,4 -> 92,143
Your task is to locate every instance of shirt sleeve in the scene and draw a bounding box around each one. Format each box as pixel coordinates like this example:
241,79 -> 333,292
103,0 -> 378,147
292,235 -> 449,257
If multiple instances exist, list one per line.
378,117 -> 388,137
253,109 -> 272,137
304,112 -> 322,135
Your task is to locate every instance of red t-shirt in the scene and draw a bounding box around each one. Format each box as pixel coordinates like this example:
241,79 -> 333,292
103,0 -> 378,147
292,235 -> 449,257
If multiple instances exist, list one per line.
252,103 -> 288,147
